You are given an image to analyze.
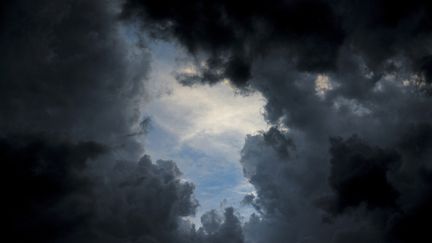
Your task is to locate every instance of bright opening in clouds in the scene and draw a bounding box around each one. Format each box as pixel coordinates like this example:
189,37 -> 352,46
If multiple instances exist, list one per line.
143,41 -> 268,221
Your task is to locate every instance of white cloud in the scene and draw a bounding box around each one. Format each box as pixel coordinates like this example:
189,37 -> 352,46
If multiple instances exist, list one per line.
144,46 -> 268,162
142,40 -> 268,223
150,83 -> 266,157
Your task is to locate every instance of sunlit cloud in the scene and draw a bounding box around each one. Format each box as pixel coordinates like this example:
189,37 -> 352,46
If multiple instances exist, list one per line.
142,40 -> 268,223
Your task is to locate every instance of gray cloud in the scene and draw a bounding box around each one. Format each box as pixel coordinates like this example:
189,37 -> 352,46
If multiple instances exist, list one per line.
0,0 -> 149,145
4,0 -> 432,242
0,0 -> 227,242
122,0 -> 344,86
122,0 -> 432,90
122,0 -> 432,241
1,134 -> 199,242
195,208 -> 244,243
240,129 -> 340,243
327,135 -> 401,213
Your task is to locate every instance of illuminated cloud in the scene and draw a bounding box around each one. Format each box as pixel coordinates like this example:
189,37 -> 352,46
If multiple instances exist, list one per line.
143,41 -> 267,222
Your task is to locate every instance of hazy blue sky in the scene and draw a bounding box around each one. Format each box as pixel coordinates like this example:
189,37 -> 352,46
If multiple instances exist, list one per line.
142,40 -> 268,223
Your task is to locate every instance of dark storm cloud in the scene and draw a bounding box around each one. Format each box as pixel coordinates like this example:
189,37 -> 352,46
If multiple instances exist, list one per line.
197,208 -> 245,243
324,132 -> 432,243
122,0 -> 344,86
121,0 -> 432,242
240,129 -> 338,243
123,0 -> 432,89
386,124 -> 432,243
237,57 -> 432,242
0,132 -> 242,243
387,169 -> 432,243
239,124 -> 432,243
1,134 -> 201,243
2,134 -> 105,243
328,136 -> 401,212
0,0 -> 235,242
5,0 -> 432,242
0,0 -> 149,143
78,155 -> 199,243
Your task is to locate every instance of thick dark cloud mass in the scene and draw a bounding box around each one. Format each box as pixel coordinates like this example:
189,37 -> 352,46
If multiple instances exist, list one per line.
240,129 -> 344,243
1,135 -> 200,243
0,0 -> 247,242
4,0 -> 432,242
237,56 -> 432,242
2,135 -> 105,243
122,0 -> 344,86
197,208 -> 244,243
0,0 -> 148,143
328,136 -> 401,212
1,132 -> 242,242
325,131 -> 432,243
240,126 -> 432,243
123,0 -> 432,88
121,0 -> 432,242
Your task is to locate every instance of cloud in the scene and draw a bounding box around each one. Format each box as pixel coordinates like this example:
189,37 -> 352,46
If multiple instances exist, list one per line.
1,134 -> 200,243
123,0 -> 432,91
1,1 -> 250,242
5,0 -> 432,242
327,135 -> 401,212
145,79 -> 267,159
122,0 -> 344,86
236,54 -> 432,242
197,207 -> 245,243
123,1 -> 432,241
240,128 -> 342,243
0,1 -> 230,242
0,0 -> 150,145
128,0 -> 432,240
2,134 -> 105,243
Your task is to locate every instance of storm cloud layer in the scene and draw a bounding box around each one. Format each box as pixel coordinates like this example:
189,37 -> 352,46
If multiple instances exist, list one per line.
123,0 -> 432,243
3,0 -> 432,242
123,0 -> 432,88
1,135 -> 199,242
1,0 -> 246,242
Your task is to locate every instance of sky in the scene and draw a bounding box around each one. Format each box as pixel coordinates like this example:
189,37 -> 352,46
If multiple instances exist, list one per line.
142,40 -> 268,221
2,1 -> 432,243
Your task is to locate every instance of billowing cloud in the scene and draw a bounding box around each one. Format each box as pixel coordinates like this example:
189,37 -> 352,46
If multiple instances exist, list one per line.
123,0 -> 432,242
4,0 -> 432,242
197,208 -> 245,243
0,0 -> 246,242
0,0 -> 150,145
1,134 -> 199,242
122,0 -> 344,86
123,0 -> 432,89
328,135 -> 401,212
